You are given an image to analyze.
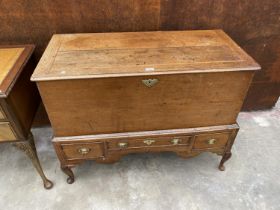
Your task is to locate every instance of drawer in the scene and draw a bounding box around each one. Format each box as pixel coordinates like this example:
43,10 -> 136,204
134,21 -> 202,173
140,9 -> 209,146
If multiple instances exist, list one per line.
61,142 -> 104,160
0,122 -> 17,142
193,132 -> 230,150
0,107 -> 5,120
108,135 -> 191,150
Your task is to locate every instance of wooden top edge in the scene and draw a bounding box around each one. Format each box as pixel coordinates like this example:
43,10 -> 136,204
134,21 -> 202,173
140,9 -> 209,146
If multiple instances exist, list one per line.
0,44 -> 35,49
0,45 -> 35,97
32,67 -> 260,82
31,30 -> 261,81
52,29 -> 221,36
53,124 -> 240,141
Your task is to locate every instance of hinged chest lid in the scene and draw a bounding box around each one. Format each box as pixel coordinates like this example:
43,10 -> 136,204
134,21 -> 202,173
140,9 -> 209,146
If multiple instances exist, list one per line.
31,30 -> 260,81
0,45 -> 34,97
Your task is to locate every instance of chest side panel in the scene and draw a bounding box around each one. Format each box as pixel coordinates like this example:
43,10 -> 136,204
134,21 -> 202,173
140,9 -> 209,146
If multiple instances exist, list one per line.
38,71 -> 253,136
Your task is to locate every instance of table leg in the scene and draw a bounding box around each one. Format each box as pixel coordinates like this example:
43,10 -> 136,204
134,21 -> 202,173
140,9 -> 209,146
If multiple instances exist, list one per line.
218,151 -> 232,171
14,133 -> 54,189
61,165 -> 75,184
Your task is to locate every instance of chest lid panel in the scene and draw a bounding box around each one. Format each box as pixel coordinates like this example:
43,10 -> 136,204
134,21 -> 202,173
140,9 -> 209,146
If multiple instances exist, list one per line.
31,30 -> 260,81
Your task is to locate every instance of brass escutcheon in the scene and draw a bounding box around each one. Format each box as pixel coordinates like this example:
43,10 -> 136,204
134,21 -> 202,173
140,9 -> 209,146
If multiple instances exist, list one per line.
207,139 -> 216,145
143,139 -> 155,145
78,147 -> 91,155
142,79 -> 159,87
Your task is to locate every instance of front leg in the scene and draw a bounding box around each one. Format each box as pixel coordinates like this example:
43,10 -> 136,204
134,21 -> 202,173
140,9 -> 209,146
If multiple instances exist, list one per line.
218,128 -> 238,171
218,151 -> 232,171
61,165 -> 75,184
14,133 -> 54,189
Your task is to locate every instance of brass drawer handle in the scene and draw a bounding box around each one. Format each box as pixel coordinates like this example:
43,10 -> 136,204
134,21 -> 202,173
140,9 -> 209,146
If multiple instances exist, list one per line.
142,79 -> 158,87
171,138 -> 181,145
143,139 -> 155,145
207,139 -> 217,145
118,142 -> 128,148
78,147 -> 91,155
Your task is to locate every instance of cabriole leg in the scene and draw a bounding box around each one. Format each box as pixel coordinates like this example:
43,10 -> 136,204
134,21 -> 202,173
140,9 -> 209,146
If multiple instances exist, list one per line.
14,133 -> 54,189
61,166 -> 75,184
219,151 -> 232,171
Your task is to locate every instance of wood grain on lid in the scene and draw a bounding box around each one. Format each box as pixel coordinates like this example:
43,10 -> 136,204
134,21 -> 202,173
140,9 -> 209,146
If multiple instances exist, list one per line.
31,30 -> 260,81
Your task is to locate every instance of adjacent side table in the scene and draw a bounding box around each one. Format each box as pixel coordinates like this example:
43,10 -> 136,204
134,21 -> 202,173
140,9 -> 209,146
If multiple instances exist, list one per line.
0,45 -> 53,189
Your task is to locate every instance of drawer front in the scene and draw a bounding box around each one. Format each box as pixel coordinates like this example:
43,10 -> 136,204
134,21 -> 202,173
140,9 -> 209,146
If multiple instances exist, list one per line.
0,122 -> 17,142
61,142 -> 104,160
108,135 -> 191,151
0,107 -> 5,120
193,132 -> 230,150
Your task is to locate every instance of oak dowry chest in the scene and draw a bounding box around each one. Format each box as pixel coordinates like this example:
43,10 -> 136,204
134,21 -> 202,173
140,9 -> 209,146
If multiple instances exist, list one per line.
31,30 -> 260,184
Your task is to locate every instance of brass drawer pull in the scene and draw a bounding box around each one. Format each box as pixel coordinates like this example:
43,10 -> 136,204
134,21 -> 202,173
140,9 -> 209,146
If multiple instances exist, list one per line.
207,139 -> 217,145
171,138 -> 181,145
118,142 -> 128,148
143,139 -> 155,145
78,147 -> 91,155
142,79 -> 158,87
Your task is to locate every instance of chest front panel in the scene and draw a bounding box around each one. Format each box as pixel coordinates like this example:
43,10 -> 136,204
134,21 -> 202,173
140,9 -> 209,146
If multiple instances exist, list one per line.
39,71 -> 253,137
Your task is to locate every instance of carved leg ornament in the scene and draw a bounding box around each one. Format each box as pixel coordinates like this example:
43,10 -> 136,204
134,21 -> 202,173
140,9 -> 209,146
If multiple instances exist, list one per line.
14,133 -> 53,189
61,166 -> 75,184
219,152 -> 232,171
